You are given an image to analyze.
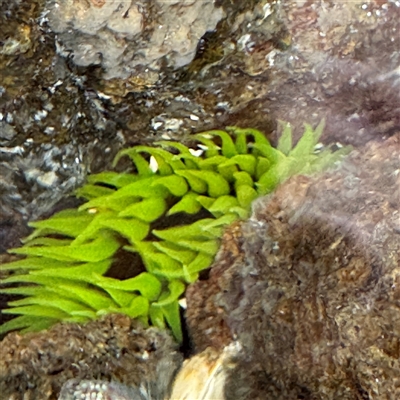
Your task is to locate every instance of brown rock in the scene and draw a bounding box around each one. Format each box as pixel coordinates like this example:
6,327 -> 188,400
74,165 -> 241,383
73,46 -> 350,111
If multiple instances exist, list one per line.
0,314 -> 182,400
186,133 -> 400,399
185,221 -> 245,352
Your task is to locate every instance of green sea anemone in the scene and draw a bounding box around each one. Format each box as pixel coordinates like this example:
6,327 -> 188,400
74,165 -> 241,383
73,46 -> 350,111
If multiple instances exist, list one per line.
0,122 -> 351,341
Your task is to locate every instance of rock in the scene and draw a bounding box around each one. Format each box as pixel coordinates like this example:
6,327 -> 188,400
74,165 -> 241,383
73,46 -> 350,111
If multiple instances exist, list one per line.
1,1 -> 400,397
0,314 -> 182,400
0,121 -> 17,143
47,0 -> 225,80
169,342 -> 241,400
264,0 -> 400,147
2,0 -> 399,233
186,133 -> 400,399
185,221 -> 244,353
58,379 -> 147,400
57,342 -> 242,400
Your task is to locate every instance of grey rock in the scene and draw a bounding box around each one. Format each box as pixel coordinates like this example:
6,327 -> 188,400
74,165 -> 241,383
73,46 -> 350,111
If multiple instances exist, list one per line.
47,0 -> 225,80
0,121 -> 17,143
59,379 -> 147,400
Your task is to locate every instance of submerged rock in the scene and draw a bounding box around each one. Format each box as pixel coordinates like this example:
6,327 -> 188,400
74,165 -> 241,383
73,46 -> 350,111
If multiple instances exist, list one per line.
57,342 -> 242,400
186,133 -> 400,398
0,314 -> 182,400
2,0 -> 399,243
1,1 -> 400,398
59,379 -> 146,400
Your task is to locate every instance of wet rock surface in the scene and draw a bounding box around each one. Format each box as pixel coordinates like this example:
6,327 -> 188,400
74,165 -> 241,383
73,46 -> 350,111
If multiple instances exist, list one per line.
1,0 -> 399,235
0,314 -> 182,400
59,379 -> 148,400
186,133 -> 400,399
1,0 -> 400,398
0,0 -> 123,234
185,221 -> 244,353
264,0 -> 400,147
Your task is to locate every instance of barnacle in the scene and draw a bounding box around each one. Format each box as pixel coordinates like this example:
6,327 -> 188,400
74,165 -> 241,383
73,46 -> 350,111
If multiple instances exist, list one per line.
0,122 -> 351,341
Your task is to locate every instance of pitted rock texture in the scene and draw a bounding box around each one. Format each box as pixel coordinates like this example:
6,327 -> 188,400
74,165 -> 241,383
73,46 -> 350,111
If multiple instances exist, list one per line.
185,221 -> 244,353
186,133 -> 400,399
58,379 -> 145,400
0,314 -> 182,400
47,0 -> 225,80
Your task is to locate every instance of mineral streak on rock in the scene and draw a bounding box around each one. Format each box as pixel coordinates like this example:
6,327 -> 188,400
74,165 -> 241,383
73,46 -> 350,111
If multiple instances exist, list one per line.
47,0 -> 226,80
0,314 -> 182,400
186,133 -> 400,399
